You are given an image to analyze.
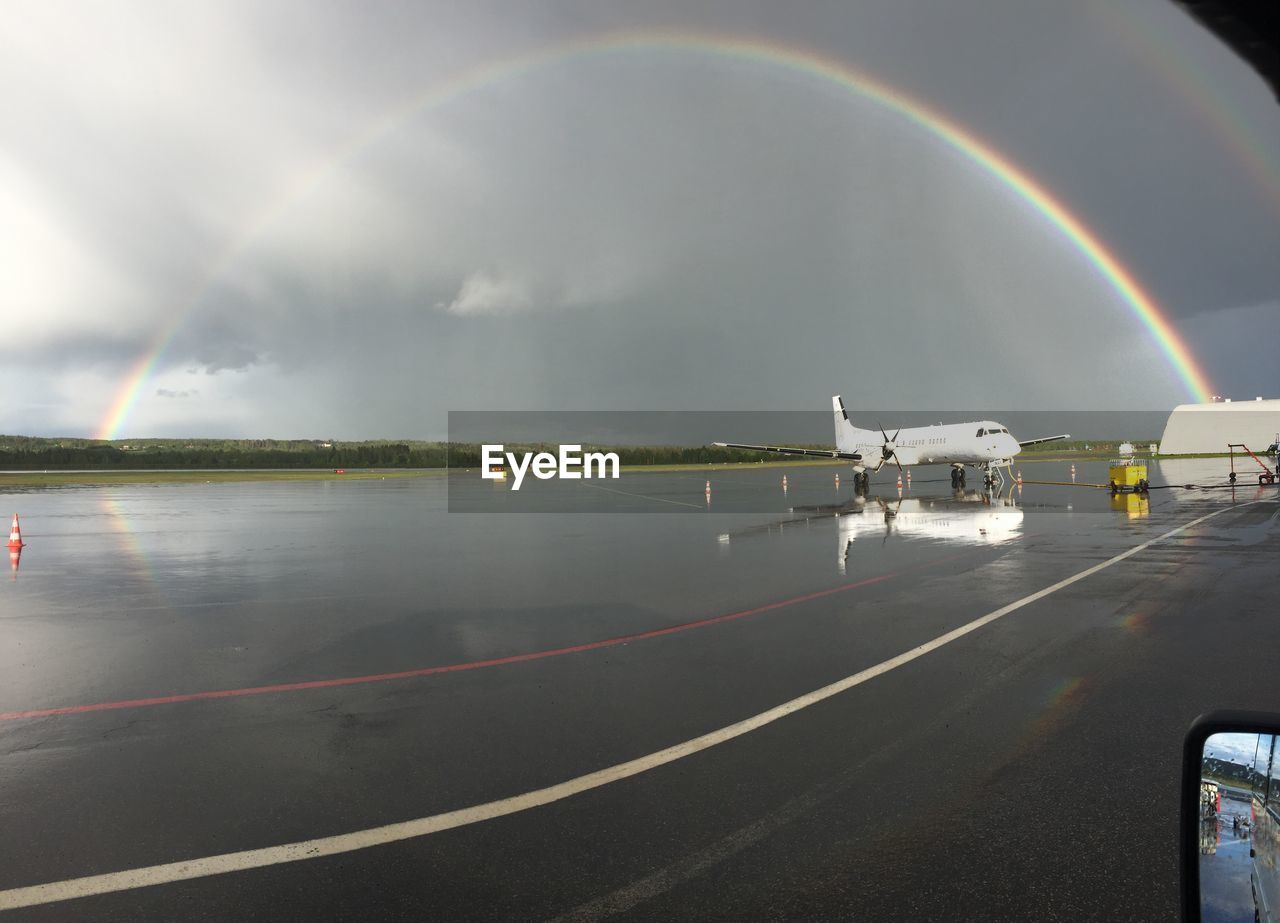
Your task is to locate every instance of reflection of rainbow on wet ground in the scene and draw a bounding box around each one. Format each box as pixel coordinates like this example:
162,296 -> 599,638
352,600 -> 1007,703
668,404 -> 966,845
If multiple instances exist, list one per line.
1119,611 -> 1152,635
1027,676 -> 1088,741
97,491 -> 166,608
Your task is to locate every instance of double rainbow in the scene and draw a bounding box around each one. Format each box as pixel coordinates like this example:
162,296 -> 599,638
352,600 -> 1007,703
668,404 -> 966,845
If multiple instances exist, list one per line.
96,32 -> 1213,439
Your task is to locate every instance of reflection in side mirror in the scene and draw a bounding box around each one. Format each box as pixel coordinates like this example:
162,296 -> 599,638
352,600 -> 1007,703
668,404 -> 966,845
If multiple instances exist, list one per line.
1184,714 -> 1280,922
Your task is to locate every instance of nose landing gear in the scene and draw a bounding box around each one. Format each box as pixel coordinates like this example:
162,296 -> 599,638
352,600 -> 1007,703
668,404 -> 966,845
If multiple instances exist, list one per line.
980,461 -> 1011,490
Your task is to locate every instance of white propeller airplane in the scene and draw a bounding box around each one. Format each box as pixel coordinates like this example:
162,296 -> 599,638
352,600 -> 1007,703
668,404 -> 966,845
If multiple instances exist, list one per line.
714,395 -> 1069,490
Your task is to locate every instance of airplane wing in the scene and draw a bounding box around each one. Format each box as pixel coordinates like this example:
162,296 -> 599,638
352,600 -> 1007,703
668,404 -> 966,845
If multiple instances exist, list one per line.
1017,434 -> 1071,447
713,442 -> 862,461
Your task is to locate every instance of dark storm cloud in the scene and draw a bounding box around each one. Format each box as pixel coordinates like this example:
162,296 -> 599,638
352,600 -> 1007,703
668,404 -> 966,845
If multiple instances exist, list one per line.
2,0 -> 1278,437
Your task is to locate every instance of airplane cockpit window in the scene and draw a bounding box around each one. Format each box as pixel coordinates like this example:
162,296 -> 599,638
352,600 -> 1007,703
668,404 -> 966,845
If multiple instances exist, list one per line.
976,428 -> 985,437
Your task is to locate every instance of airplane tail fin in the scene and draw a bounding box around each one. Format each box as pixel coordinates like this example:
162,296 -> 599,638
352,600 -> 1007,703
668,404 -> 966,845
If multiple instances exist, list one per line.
832,395 -> 860,455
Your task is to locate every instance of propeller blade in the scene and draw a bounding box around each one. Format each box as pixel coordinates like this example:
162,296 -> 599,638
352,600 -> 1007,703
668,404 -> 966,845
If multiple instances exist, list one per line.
892,428 -> 901,443
894,456 -> 902,472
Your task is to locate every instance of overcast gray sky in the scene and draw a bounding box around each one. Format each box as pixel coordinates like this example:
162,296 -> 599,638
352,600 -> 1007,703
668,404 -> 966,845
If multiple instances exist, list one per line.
3,0 -> 1278,439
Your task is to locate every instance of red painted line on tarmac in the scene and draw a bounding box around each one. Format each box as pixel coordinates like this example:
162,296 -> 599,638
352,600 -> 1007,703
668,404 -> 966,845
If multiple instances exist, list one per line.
0,545 -> 988,723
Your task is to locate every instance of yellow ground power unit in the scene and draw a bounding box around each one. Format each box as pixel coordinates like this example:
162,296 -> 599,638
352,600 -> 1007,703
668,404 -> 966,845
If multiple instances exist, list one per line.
1108,460 -> 1149,494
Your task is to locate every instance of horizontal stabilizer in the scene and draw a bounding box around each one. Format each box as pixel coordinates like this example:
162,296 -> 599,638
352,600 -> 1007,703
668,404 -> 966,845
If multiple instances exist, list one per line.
1017,433 -> 1071,447
713,442 -> 862,461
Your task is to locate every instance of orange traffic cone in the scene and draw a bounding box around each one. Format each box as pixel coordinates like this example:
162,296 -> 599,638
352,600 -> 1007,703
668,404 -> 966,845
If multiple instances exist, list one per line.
6,514 -> 22,549
8,546 -> 18,580
895,472 -> 903,489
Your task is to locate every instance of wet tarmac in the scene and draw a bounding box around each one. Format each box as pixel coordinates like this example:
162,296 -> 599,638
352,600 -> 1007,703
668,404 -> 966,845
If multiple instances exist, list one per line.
1200,792 -> 1256,923
1,458 -> 1277,919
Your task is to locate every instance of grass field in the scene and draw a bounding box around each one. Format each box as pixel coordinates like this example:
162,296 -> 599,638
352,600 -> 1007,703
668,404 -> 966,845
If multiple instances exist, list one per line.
0,469 -> 445,488
0,450 -> 1248,489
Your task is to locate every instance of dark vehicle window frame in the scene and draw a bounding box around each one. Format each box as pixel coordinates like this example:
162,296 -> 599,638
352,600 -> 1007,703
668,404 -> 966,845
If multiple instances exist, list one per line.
1182,711 -> 1280,919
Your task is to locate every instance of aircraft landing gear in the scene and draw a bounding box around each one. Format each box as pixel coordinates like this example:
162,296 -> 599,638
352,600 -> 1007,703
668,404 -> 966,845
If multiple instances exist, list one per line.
854,470 -> 870,493
951,467 -> 966,489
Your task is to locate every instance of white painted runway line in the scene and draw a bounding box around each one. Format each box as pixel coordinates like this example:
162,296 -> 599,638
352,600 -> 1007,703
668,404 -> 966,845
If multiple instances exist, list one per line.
0,502 -> 1255,911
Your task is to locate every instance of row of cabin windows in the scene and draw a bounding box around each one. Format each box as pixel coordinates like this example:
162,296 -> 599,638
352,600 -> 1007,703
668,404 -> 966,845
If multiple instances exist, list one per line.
894,437 -> 947,447
878,430 -> 1008,447
887,429 -> 1009,446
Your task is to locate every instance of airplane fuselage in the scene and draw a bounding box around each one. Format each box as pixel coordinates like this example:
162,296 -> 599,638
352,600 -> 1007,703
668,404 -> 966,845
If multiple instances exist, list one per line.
840,421 -> 1021,470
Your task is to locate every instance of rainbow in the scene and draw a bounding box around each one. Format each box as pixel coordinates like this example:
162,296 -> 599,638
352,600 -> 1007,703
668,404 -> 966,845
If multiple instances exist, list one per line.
1095,3 -> 1280,215
96,32 -> 1213,439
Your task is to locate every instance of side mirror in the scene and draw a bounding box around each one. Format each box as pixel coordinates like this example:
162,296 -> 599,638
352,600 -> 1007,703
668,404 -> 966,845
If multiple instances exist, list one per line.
1182,711 -> 1280,921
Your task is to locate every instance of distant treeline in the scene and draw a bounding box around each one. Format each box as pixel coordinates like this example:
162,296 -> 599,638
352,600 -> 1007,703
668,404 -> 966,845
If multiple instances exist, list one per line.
1021,440 -> 1158,453
0,436 -> 835,470
1202,756 -> 1253,786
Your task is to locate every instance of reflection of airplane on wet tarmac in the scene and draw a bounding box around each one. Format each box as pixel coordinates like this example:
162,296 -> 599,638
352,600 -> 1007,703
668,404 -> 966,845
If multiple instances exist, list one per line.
715,395 -> 1068,490
833,492 -> 1022,573
715,489 -> 1023,574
